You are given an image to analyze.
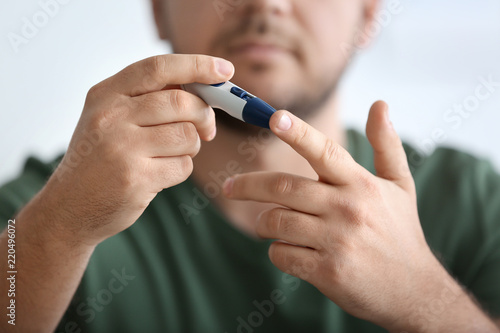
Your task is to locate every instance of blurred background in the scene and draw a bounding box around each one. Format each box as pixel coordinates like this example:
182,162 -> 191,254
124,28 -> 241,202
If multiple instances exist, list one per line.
1,0 -> 500,184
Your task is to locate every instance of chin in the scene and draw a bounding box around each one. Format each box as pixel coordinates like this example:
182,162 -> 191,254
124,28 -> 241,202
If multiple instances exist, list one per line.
224,57 -> 336,121
230,65 -> 300,109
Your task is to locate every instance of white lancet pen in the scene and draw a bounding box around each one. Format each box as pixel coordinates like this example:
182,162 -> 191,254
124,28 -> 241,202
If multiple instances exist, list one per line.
181,81 -> 276,129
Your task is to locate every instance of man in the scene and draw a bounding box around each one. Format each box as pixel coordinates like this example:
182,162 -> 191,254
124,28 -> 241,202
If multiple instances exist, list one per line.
1,0 -> 500,332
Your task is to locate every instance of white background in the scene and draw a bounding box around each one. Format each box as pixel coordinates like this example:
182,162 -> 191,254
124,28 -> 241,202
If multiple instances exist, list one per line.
1,0 -> 500,185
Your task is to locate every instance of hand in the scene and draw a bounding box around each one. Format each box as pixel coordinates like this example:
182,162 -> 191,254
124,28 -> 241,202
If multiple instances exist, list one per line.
222,102 -> 451,330
45,54 -> 234,246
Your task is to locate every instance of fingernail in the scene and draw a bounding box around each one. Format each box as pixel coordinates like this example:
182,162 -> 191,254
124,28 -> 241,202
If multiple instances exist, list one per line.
216,59 -> 233,76
277,114 -> 292,131
223,177 -> 234,196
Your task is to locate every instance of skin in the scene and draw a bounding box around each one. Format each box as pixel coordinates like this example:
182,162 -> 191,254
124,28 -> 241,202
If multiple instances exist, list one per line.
0,0 -> 499,332
154,0 -> 367,121
0,55 -> 235,332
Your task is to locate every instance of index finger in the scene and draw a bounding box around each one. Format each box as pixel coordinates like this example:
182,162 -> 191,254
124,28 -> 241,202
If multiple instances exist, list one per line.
269,110 -> 361,185
106,54 -> 234,97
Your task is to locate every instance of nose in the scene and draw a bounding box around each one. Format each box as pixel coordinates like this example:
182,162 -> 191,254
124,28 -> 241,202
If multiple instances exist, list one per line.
237,0 -> 292,17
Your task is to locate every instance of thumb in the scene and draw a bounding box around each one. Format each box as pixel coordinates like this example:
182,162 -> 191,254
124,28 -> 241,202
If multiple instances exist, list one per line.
365,101 -> 413,190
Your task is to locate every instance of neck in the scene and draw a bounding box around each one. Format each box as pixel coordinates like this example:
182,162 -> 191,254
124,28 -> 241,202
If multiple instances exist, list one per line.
191,92 -> 346,236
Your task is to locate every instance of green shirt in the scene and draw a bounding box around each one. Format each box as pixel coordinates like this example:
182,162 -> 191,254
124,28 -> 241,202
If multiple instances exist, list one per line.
1,129 -> 500,332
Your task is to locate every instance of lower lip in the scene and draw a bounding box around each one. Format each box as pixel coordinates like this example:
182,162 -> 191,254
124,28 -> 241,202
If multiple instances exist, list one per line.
230,45 -> 290,62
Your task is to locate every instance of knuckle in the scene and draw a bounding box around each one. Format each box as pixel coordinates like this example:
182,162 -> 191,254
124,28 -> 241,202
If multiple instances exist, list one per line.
350,204 -> 369,226
90,109 -> 114,132
256,211 -> 269,237
117,161 -> 140,192
86,82 -> 110,106
172,156 -> 194,183
269,244 -> 318,281
178,155 -> 194,179
195,55 -> 216,76
148,55 -> 167,77
357,172 -> 381,197
324,254 -> 347,285
290,256 -> 318,281
159,156 -> 193,189
293,124 -> 309,147
188,136 -> 202,158
268,209 -> 285,234
320,238 -> 352,279
324,189 -> 340,211
273,174 -> 294,195
319,228 -> 334,250
338,197 -> 363,224
87,82 -> 106,99
201,105 -> 215,126
193,55 -> 202,75
140,94 -> 162,112
180,122 -> 198,145
320,139 -> 340,167
87,97 -> 129,132
269,243 -> 288,267
171,89 -> 191,112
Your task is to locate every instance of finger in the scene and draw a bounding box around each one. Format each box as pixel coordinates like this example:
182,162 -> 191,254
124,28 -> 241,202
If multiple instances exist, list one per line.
223,172 -> 335,215
129,89 -> 216,141
268,241 -> 319,282
136,122 -> 201,158
146,155 -> 194,193
365,101 -> 414,190
107,54 -> 234,97
269,110 -> 361,185
257,208 -> 323,249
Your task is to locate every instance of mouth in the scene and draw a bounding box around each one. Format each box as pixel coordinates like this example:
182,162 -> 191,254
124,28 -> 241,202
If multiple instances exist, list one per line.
227,39 -> 294,62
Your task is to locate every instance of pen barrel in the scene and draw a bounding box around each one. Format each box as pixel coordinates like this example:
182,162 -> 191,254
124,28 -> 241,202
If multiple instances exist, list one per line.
181,82 -> 246,121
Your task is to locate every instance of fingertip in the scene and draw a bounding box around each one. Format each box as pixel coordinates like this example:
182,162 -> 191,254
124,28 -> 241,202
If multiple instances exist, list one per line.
270,110 -> 293,133
376,101 -> 393,130
222,176 -> 234,197
207,126 -> 217,141
370,100 -> 388,113
367,100 -> 392,138
198,105 -> 217,142
368,101 -> 388,123
367,101 -> 412,185
215,58 -> 235,79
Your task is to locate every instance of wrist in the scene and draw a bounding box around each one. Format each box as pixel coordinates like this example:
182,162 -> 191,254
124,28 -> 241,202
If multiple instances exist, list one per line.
383,253 -> 495,333
388,274 -> 461,332
378,253 -> 447,332
17,183 -> 99,253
